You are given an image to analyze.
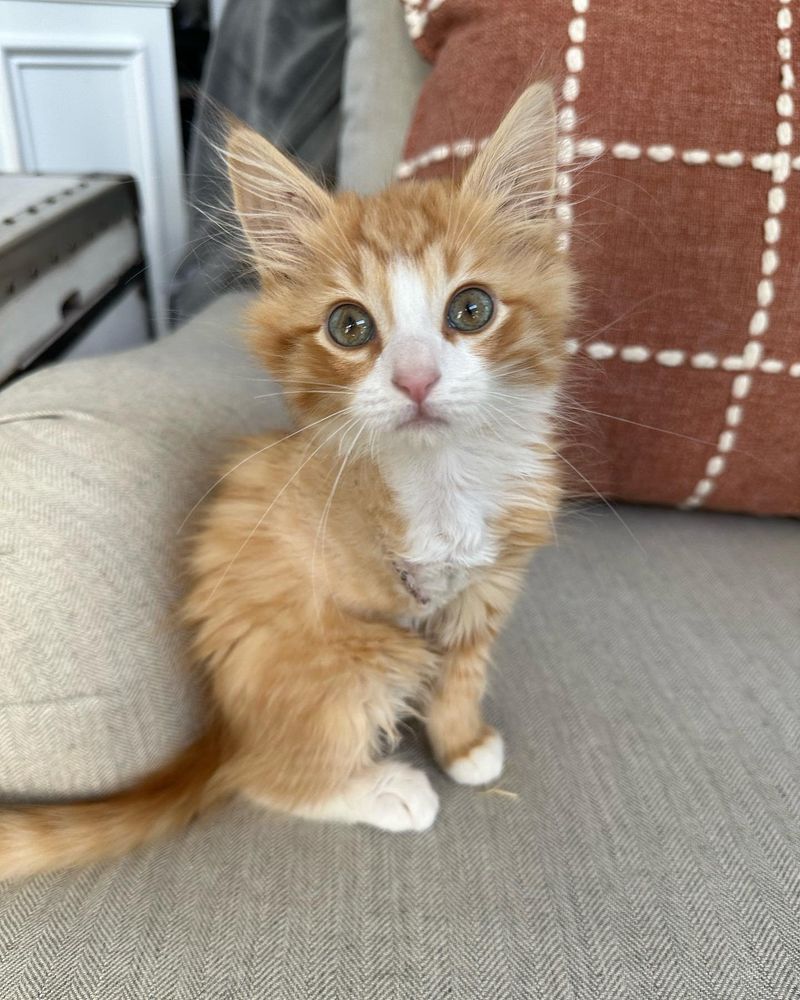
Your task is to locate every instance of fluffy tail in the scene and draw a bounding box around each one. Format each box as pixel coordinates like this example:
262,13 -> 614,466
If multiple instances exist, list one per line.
0,720 -> 229,881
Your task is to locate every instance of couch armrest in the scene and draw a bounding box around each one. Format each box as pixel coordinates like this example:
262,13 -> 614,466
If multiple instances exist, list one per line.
0,292 -> 287,799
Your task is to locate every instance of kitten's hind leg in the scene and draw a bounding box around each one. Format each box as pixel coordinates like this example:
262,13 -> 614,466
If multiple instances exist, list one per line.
293,760 -> 439,832
224,613 -> 440,832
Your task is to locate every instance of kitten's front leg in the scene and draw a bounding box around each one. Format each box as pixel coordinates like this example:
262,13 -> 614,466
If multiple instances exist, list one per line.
425,639 -> 505,786
425,567 -> 524,786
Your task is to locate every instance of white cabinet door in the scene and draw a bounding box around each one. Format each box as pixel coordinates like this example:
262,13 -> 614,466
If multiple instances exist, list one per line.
0,0 -> 188,333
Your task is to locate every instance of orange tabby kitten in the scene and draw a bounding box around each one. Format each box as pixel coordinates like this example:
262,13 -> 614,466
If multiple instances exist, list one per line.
0,84 -> 574,878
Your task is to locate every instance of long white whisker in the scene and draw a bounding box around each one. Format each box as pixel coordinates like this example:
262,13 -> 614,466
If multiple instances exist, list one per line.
310,420 -> 368,624
176,407 -> 352,535
253,389 -> 352,399
204,416 -> 360,607
565,405 -> 717,447
544,442 -> 645,554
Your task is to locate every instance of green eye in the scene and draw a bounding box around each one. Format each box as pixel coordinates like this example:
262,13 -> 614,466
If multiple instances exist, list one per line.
446,286 -> 494,332
327,303 -> 375,348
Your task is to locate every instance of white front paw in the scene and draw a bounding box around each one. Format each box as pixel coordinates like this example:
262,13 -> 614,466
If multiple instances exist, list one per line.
446,731 -> 504,786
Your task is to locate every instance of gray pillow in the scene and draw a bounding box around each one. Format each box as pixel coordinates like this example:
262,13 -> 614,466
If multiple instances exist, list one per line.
338,0 -> 429,194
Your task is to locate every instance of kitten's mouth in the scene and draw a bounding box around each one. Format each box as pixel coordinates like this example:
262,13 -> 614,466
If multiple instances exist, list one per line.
396,409 -> 448,431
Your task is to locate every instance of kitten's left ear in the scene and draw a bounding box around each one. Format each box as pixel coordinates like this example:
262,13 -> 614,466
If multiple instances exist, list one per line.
462,83 -> 557,223
226,122 -> 333,276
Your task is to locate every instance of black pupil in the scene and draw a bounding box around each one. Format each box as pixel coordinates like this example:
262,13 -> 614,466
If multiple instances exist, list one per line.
345,314 -> 366,341
332,306 -> 371,345
451,289 -> 490,330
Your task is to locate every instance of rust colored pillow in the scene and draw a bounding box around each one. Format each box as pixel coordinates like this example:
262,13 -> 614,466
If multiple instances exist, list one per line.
398,0 -> 799,515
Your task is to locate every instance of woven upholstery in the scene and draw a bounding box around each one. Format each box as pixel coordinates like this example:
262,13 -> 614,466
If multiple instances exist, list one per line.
0,293 -> 285,798
1,504 -> 799,996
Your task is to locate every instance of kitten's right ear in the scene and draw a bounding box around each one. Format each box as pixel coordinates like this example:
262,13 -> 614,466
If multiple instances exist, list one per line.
225,123 -> 332,276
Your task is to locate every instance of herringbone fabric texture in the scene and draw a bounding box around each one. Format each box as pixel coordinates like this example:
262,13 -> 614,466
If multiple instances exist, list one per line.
0,293 -> 283,797
1,505 -> 798,995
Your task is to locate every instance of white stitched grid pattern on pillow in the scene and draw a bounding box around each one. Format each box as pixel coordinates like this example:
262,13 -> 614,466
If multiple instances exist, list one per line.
398,0 -> 797,513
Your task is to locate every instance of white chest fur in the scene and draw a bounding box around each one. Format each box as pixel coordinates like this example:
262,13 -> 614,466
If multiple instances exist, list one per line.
380,432 -> 546,610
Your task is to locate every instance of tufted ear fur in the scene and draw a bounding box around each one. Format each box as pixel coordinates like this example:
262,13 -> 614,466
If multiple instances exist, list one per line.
226,123 -> 333,276
462,83 -> 558,224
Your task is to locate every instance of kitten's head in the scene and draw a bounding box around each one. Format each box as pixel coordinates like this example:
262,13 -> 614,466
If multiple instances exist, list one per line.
226,84 -> 574,451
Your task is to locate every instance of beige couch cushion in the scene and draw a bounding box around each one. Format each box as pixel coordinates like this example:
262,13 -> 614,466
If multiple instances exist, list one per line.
0,293 -> 287,799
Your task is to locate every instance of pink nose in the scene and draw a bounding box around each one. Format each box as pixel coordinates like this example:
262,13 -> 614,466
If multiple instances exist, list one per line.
392,369 -> 440,405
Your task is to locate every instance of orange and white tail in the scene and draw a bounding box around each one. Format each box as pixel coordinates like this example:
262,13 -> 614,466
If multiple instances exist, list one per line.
0,721 -> 228,881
